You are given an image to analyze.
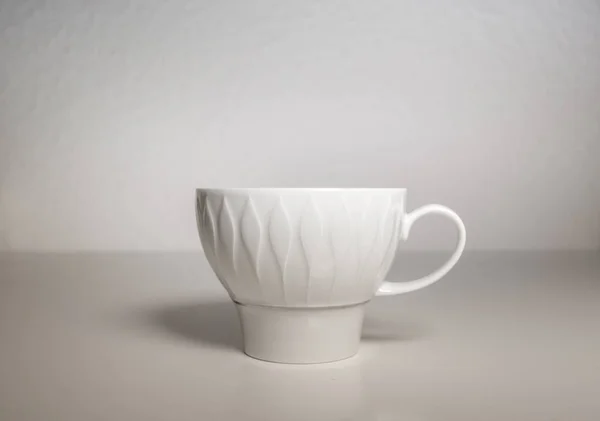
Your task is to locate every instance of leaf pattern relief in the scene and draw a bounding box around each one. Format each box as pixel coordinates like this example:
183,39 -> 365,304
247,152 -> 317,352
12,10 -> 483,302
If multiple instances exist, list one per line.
357,195 -> 380,284
200,194 -> 217,264
239,198 -> 262,288
328,196 -> 357,300
358,196 -> 388,284
300,197 -> 334,303
218,197 -> 237,281
199,194 -> 235,297
268,199 -> 292,302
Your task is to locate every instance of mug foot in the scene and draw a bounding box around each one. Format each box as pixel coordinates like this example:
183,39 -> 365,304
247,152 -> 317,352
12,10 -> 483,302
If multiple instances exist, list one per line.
235,301 -> 367,364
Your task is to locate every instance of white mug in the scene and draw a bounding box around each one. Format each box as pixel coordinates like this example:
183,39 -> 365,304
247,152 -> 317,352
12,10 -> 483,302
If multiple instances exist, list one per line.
196,188 -> 466,363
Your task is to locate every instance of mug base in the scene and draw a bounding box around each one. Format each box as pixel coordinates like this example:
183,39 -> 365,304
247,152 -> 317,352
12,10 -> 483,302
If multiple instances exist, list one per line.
235,301 -> 367,364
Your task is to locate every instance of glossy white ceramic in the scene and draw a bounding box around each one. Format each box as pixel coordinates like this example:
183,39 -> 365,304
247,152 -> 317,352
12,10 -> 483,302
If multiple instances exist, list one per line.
196,188 -> 466,363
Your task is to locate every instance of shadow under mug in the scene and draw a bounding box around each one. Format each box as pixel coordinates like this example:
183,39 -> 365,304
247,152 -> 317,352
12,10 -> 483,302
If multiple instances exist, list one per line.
196,188 -> 466,363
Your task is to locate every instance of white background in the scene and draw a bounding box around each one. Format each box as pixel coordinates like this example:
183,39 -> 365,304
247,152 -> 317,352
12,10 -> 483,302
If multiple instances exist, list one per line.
1,0 -> 599,251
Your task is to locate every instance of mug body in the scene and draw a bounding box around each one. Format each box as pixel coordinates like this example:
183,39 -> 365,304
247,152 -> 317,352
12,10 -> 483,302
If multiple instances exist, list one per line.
196,187 -> 406,363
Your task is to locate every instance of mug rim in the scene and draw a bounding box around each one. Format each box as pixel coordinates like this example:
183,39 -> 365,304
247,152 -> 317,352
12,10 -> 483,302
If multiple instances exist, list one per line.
197,187 -> 407,194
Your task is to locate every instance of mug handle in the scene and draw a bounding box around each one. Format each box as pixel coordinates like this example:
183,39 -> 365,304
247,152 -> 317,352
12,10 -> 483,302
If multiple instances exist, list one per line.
376,204 -> 466,296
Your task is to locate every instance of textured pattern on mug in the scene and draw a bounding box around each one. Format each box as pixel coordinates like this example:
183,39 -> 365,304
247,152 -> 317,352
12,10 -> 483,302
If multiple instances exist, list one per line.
197,191 -> 402,307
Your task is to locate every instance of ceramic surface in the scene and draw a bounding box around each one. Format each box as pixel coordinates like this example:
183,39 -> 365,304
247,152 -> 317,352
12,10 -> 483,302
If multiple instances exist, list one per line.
196,188 -> 466,363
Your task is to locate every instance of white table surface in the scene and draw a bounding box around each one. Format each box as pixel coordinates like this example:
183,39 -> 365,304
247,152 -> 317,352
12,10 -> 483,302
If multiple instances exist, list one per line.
0,251 -> 599,421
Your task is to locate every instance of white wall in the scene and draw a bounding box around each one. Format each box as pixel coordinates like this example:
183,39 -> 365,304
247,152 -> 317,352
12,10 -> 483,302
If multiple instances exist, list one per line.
1,0 -> 599,252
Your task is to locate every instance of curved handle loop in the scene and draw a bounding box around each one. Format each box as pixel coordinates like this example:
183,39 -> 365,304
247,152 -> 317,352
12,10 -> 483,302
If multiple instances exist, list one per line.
376,204 -> 466,296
